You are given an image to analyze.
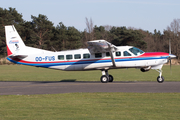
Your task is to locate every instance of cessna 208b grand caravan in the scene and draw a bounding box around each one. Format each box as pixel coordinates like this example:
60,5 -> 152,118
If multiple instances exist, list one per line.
5,25 -> 176,83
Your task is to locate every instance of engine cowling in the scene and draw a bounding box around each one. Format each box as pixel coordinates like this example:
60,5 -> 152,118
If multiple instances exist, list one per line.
140,66 -> 151,72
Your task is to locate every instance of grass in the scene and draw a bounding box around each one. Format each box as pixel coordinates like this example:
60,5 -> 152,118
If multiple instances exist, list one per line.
0,65 -> 180,119
0,65 -> 179,82
0,93 -> 180,120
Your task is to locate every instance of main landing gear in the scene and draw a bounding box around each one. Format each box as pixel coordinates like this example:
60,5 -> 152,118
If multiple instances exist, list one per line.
100,70 -> 114,83
155,69 -> 164,83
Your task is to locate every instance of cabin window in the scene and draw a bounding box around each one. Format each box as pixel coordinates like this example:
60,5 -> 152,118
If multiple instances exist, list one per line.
106,52 -> 110,57
66,55 -> 72,60
74,54 -> 81,59
58,55 -> 64,60
116,51 -> 121,56
123,51 -> 131,56
95,53 -> 102,58
83,53 -> 90,59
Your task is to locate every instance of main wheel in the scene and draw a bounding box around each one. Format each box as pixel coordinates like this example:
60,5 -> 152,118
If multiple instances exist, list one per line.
157,76 -> 164,83
108,75 -> 114,82
100,75 -> 109,83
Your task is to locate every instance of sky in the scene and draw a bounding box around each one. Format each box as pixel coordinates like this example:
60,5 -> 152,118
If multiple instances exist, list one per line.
1,0 -> 180,33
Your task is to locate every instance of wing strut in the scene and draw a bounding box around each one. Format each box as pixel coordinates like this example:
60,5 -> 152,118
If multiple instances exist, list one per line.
87,40 -> 117,67
108,44 -> 116,67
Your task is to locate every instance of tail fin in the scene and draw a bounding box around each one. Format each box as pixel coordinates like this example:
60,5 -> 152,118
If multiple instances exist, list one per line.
5,25 -> 26,56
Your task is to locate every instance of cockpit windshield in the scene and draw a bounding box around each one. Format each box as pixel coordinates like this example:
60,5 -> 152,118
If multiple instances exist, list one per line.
129,47 -> 144,56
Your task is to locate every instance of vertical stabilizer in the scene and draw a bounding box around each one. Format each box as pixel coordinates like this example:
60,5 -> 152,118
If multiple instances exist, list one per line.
5,25 -> 26,56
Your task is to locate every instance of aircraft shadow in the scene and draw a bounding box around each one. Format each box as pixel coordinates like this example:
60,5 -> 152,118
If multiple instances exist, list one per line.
0,80 -> 136,84
31,79 -> 77,84
32,80 -> 136,84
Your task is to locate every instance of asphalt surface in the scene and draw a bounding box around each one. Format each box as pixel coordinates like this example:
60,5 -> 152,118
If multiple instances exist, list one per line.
0,81 -> 180,95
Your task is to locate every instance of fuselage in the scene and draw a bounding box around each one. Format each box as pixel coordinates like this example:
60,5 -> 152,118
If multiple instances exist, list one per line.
7,46 -> 170,71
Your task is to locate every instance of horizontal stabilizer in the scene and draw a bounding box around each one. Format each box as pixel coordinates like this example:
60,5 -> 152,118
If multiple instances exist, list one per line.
8,54 -> 28,59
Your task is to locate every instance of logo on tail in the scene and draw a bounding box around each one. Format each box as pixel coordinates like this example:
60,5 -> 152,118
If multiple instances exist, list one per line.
9,40 -> 19,44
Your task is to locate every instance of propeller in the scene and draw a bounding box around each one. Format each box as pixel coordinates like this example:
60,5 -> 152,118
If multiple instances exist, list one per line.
168,39 -> 176,74
169,39 -> 171,71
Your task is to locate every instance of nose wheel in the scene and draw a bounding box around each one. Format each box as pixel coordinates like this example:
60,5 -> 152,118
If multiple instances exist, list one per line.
100,70 -> 114,83
157,76 -> 164,83
155,69 -> 164,83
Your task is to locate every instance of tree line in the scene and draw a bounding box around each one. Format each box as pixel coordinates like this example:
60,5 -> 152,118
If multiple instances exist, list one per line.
0,7 -> 179,59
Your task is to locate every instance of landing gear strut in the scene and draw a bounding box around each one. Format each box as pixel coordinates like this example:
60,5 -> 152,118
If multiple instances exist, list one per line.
100,70 -> 114,83
155,69 -> 164,83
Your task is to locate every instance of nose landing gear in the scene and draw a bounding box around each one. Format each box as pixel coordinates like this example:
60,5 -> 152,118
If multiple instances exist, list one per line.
155,69 -> 164,83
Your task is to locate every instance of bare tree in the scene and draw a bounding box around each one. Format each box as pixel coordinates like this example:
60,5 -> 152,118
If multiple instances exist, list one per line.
85,17 -> 94,41
167,19 -> 180,59
167,19 -> 180,35
104,25 -> 113,31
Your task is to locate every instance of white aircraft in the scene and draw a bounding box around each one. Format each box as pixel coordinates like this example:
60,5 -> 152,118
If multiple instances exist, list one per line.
5,25 -> 176,83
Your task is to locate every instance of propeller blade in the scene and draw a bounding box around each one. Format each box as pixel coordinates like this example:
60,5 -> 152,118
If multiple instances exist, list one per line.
170,58 -> 171,70
169,39 -> 171,54
170,58 -> 172,75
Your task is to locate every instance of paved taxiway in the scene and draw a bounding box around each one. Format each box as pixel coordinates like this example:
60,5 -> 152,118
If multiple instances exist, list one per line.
0,81 -> 180,95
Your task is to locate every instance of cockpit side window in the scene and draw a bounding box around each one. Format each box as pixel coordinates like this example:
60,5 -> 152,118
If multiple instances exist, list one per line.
129,47 -> 144,56
123,51 -> 131,56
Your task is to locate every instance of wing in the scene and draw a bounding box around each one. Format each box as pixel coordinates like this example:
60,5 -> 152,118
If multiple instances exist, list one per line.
87,40 -> 117,53
87,40 -> 117,67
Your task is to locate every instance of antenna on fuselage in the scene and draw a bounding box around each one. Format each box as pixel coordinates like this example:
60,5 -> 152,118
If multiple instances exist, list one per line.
51,46 -> 57,52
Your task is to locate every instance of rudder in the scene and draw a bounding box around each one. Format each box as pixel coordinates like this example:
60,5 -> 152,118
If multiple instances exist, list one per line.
5,25 -> 26,56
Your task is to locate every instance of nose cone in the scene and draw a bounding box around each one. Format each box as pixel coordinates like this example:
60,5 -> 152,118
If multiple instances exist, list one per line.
169,54 -> 176,59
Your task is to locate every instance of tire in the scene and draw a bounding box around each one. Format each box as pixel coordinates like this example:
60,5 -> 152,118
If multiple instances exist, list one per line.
140,68 -> 146,72
100,75 -> 109,83
108,75 -> 114,82
157,76 -> 164,83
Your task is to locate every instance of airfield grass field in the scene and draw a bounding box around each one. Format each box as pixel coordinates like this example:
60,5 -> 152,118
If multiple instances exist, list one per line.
0,93 -> 180,120
0,65 -> 180,120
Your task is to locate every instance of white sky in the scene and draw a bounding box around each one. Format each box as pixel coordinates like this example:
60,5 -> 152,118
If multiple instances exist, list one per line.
1,0 -> 180,33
